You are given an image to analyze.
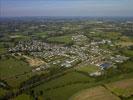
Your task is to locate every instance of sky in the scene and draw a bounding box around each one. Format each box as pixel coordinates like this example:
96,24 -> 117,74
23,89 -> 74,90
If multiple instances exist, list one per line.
0,0 -> 133,17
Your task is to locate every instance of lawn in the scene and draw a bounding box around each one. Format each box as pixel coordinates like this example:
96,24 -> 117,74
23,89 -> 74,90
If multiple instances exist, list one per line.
47,35 -> 73,44
75,64 -> 100,73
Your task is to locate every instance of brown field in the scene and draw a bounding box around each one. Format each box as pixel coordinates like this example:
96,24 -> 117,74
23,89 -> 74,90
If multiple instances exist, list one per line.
118,42 -> 133,47
105,78 -> 133,97
70,86 -> 120,100
23,55 -> 45,67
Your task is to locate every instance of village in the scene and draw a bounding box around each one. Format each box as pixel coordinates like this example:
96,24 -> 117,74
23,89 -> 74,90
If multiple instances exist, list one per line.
0,16 -> 133,100
8,34 -> 129,76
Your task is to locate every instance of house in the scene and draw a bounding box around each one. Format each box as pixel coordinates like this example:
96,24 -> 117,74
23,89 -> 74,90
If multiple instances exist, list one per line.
100,63 -> 111,70
89,71 -> 102,77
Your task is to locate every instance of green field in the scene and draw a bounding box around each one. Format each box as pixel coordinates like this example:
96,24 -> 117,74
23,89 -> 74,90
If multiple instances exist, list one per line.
10,35 -> 31,42
0,57 -> 32,87
75,64 -> 100,73
34,83 -> 97,100
105,78 -> 133,98
0,88 -> 8,97
28,60 -> 133,100
32,71 -> 95,100
0,57 -> 31,78
0,54 -> 132,99
70,86 -> 120,100
105,32 -> 121,40
33,71 -> 94,90
122,50 -> 133,57
35,32 -> 48,38
0,43 -> 7,54
12,94 -> 32,100
47,35 -> 73,44
0,48 -> 6,54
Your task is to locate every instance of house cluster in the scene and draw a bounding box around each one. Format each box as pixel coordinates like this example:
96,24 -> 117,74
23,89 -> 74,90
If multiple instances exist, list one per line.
9,40 -> 62,52
8,35 -> 129,71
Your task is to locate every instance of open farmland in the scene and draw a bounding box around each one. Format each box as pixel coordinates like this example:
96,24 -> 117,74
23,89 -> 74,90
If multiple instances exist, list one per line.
11,94 -> 32,100
35,32 -> 48,38
70,86 -> 120,100
47,35 -> 73,44
32,71 -> 95,100
0,57 -> 31,78
0,16 -> 133,100
0,43 -> 7,54
0,57 -> 32,87
105,78 -> 133,98
0,88 -> 8,98
34,83 -> 95,100
10,35 -> 31,42
118,42 -> 133,47
33,71 -> 94,91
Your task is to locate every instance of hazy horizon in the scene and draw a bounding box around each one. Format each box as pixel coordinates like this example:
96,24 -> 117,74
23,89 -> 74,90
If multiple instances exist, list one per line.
1,0 -> 133,17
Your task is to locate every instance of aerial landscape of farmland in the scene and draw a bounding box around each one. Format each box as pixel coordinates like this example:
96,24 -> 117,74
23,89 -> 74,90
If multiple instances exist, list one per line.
0,0 -> 133,100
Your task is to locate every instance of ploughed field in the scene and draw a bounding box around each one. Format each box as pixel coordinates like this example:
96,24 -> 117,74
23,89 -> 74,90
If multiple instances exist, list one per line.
70,78 -> 133,100
70,86 -> 120,100
105,78 -> 133,98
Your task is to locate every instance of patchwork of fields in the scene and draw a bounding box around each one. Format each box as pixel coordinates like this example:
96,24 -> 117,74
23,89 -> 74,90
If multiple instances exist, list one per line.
70,86 -> 120,100
47,35 -> 73,44
70,78 -> 133,100
106,78 -> 133,98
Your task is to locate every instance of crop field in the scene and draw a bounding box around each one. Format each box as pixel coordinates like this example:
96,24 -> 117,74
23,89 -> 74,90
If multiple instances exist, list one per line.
122,50 -> 133,57
47,35 -> 73,44
32,71 -> 96,100
31,64 -> 133,100
35,32 -> 48,38
31,71 -> 133,100
121,61 -> 133,71
70,86 -> 120,100
33,71 -> 94,90
10,35 -> 31,42
105,32 -> 121,40
0,57 -> 31,78
34,83 -> 98,100
0,88 -> 8,97
11,94 -> 32,100
0,57 -> 32,87
118,42 -> 133,47
0,43 -> 6,54
0,48 -> 6,54
105,78 -> 133,97
5,72 -> 35,87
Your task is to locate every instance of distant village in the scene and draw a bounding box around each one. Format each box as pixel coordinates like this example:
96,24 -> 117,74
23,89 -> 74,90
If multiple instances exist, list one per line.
9,34 -> 129,76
